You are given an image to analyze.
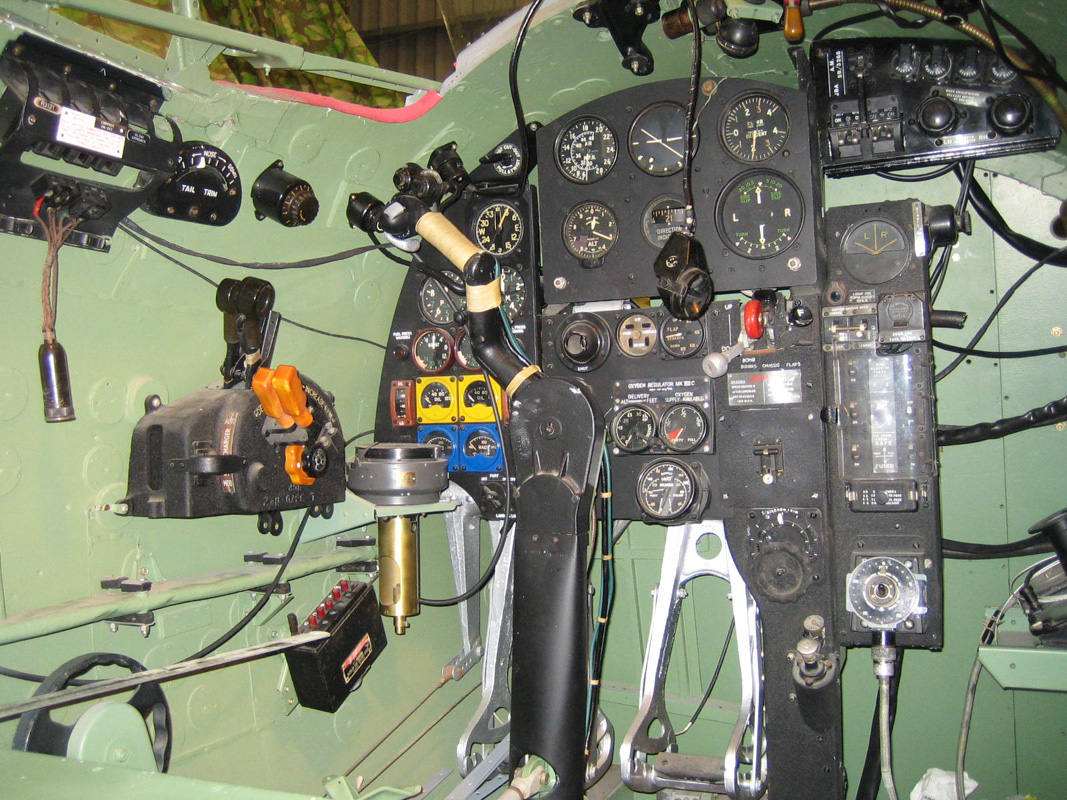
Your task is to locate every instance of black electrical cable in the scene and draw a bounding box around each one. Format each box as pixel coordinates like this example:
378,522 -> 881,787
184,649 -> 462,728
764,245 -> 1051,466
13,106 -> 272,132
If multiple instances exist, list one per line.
182,508 -> 311,661
682,0 -> 702,235
508,0 -> 549,192
937,391 -> 1067,446
933,340 -> 1067,359
874,163 -> 957,183
0,666 -> 92,685
120,220 -> 384,270
934,244 -> 1067,382
854,648 -> 904,800
957,167 -> 1067,267
279,317 -> 387,349
676,617 -> 735,737
943,537 -> 1053,559
123,224 -> 219,288
367,230 -> 466,295
977,0 -> 1067,93
420,368 -> 513,607
344,428 -> 376,448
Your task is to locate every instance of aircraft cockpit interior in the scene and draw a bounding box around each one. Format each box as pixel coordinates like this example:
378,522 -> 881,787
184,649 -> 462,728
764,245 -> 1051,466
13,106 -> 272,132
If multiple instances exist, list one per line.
0,1 -> 1066,799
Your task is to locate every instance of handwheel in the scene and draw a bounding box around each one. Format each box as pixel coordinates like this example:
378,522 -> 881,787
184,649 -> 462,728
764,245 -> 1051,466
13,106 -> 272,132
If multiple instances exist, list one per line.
12,652 -> 172,772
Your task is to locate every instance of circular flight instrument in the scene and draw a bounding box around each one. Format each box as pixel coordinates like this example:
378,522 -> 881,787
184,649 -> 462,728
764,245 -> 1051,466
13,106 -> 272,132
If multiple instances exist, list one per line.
636,459 -> 702,521
562,201 -> 618,260
641,195 -> 687,247
474,201 -> 523,257
419,278 -> 465,325
463,379 -> 492,409
717,171 -> 804,258
629,101 -> 695,176
611,406 -> 657,453
411,328 -> 455,373
660,317 -> 704,358
720,92 -> 791,163
145,141 -> 241,225
555,117 -> 618,184
464,429 -> 499,459
840,218 -> 909,284
454,329 -> 480,372
660,403 -> 708,452
422,431 -> 455,460
420,381 -> 452,409
500,266 -> 528,322
846,556 -> 923,629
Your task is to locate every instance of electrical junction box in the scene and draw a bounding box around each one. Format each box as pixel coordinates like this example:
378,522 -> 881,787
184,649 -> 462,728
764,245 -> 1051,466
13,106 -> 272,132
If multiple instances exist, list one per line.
285,580 -> 387,713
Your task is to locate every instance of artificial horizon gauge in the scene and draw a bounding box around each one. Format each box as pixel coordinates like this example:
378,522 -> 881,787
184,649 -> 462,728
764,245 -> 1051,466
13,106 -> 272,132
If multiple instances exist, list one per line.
641,195 -> 687,246
636,458 -> 706,521
419,277 -> 465,325
474,201 -> 523,256
629,101 -> 695,176
563,201 -> 618,260
841,218 -> 910,284
555,116 -> 618,184
500,266 -> 528,322
660,403 -> 708,452
717,171 -> 804,258
411,327 -> 455,373
720,92 -> 791,162
660,317 -> 704,357
144,141 -> 241,225
454,329 -> 480,372
611,405 -> 657,453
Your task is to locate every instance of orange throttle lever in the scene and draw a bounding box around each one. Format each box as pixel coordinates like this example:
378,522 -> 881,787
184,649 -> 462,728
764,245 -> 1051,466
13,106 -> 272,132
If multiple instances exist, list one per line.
252,367 -> 296,429
272,365 -> 314,428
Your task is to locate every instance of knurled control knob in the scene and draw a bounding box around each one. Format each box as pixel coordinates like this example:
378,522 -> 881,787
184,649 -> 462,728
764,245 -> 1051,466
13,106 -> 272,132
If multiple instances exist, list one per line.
989,93 -> 1032,136
918,95 -> 958,135
279,184 -> 319,227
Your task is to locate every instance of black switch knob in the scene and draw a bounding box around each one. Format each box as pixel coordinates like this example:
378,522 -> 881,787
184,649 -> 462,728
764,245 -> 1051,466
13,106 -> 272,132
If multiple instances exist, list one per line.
561,321 -> 602,364
918,96 -> 958,135
788,302 -> 814,327
922,46 -> 952,81
989,93 -> 1032,136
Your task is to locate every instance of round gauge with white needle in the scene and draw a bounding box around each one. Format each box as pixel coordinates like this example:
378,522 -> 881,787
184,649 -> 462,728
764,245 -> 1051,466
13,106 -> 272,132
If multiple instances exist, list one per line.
611,405 -> 657,453
474,201 -> 523,257
411,327 -> 454,373
720,92 -> 791,163
717,171 -> 804,258
563,201 -> 618,260
419,278 -> 465,325
454,329 -> 481,372
555,116 -> 618,184
500,266 -> 527,322
636,459 -> 701,521
629,101 -> 696,176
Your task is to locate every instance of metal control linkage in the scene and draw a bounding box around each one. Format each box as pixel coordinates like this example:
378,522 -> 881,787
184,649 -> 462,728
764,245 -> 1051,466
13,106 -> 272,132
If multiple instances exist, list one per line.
456,518 -> 512,775
621,521 -> 766,799
442,483 -> 486,682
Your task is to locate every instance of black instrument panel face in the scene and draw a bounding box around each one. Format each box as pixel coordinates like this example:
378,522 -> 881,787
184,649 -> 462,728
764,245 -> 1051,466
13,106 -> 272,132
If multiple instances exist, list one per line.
537,78 -> 818,304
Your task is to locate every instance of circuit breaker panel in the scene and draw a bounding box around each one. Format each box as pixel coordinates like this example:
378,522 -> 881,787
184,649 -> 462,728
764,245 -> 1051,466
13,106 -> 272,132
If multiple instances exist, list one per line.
821,200 -> 943,649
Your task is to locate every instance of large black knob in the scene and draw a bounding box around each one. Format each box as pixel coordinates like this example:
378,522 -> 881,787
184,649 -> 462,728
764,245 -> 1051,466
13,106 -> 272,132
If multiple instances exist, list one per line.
918,95 -> 958,135
989,93 -> 1032,136
252,161 -> 319,227
562,323 -> 601,364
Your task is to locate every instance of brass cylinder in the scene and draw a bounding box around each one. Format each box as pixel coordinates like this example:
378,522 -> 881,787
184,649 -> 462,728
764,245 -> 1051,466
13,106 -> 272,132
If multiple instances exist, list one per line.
377,515 -> 419,634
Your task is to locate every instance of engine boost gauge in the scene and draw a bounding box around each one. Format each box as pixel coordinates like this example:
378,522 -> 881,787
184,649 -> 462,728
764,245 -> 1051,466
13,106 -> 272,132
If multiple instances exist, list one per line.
454,329 -> 481,372
563,201 -> 618,260
720,92 -> 790,163
555,116 -> 618,184
717,171 -> 804,258
411,328 -> 455,374
145,141 -> 241,225
474,201 -> 523,257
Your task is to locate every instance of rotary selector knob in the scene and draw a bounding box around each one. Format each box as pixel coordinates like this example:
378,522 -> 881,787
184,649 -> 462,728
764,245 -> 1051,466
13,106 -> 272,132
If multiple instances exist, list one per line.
989,93 -> 1032,136
989,59 -> 1016,83
918,96 -> 958,135
922,46 -> 952,81
279,185 -> 319,226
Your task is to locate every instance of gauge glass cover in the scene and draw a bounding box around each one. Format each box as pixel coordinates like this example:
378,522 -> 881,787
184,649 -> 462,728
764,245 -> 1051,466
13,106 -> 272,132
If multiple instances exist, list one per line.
464,430 -> 499,458
419,278 -> 465,325
611,406 -> 657,453
563,201 -> 618,260
841,219 -> 909,284
641,195 -> 688,247
721,93 -> 791,163
500,266 -> 528,322
474,201 -> 523,257
629,101 -> 695,176
660,317 -> 705,357
423,432 -> 454,458
617,313 -> 659,357
454,329 -> 481,372
660,403 -> 708,452
420,381 -> 452,408
411,328 -> 455,373
717,171 -> 804,258
637,460 -> 696,520
555,117 -> 618,184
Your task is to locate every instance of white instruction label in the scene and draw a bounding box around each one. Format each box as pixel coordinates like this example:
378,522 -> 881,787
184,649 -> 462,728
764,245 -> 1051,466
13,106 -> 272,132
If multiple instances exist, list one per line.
56,106 -> 125,159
